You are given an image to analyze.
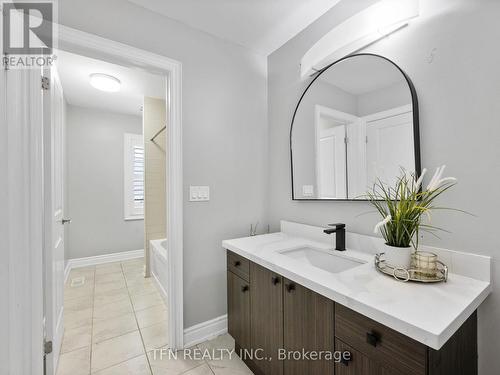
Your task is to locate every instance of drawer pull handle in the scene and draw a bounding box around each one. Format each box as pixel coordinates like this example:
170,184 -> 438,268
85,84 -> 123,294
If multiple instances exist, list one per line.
340,352 -> 352,366
366,331 -> 380,347
234,261 -> 241,267
286,283 -> 296,293
272,276 -> 281,285
241,285 -> 249,293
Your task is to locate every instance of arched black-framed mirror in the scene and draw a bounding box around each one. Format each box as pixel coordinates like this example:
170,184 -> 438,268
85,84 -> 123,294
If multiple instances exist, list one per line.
290,53 -> 421,200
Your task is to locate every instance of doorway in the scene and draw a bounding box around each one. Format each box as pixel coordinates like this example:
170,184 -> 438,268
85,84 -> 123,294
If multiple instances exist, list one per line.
41,26 -> 183,374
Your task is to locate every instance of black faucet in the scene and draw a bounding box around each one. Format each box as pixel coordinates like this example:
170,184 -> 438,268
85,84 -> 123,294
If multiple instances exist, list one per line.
323,223 -> 346,251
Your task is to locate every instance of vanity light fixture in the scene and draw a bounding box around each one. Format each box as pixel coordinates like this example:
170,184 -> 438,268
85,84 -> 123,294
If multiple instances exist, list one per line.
89,73 -> 121,92
300,0 -> 420,79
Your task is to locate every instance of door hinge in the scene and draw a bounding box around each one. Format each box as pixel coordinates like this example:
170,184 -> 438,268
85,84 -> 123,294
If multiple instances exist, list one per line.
344,137 -> 349,144
44,340 -> 53,355
41,76 -> 50,90
365,136 -> 369,143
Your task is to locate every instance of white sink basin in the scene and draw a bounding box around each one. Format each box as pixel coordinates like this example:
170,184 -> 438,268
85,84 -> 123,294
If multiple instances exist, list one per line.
280,247 -> 365,274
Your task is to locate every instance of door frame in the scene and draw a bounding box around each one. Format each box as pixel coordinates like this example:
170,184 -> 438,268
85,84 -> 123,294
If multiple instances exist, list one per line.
362,104 -> 412,123
56,25 -> 184,350
1,67 -> 45,374
314,105 -> 357,198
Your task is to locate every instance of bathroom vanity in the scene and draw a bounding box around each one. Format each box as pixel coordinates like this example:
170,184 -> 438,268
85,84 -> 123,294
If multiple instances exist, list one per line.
223,221 -> 491,375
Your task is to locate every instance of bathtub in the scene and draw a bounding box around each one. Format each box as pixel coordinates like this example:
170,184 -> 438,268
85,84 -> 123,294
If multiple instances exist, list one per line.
150,238 -> 168,300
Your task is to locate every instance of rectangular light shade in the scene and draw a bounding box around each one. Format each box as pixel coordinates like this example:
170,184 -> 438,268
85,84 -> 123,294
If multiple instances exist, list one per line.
300,0 -> 419,79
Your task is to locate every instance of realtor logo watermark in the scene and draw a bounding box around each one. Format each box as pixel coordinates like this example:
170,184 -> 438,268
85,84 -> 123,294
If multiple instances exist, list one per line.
2,0 -> 57,68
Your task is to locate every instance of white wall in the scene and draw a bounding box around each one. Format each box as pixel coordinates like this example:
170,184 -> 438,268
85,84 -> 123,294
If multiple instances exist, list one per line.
59,0 -> 268,328
268,1 -> 500,374
357,81 -> 410,117
66,105 -> 144,259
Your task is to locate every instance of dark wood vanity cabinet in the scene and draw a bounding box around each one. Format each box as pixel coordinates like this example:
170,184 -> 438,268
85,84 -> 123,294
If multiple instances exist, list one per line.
283,278 -> 334,375
226,250 -> 478,375
227,254 -> 334,375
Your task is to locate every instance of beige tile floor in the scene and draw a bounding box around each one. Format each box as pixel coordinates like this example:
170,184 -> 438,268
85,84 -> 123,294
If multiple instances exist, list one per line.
58,258 -> 253,375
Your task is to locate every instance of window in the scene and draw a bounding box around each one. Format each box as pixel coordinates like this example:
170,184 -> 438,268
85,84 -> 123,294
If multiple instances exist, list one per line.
124,133 -> 144,220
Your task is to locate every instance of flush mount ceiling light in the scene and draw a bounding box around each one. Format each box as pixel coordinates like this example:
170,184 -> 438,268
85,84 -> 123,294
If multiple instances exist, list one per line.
89,73 -> 121,92
301,0 -> 420,79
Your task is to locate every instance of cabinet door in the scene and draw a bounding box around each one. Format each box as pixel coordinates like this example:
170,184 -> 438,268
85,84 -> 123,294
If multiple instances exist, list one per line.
335,339 -> 378,375
227,271 -> 251,351
250,263 -> 283,375
335,339 -> 406,375
283,279 -> 334,375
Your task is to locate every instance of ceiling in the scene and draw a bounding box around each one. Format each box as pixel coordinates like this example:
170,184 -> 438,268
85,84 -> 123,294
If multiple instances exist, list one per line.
127,0 -> 342,55
319,56 -> 405,95
57,50 -> 165,116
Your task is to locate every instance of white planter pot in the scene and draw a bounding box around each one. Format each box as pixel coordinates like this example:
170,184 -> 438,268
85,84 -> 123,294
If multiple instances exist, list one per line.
383,244 -> 413,269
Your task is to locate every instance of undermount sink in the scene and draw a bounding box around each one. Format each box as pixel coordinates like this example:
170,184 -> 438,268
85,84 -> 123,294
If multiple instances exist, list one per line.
280,247 -> 365,274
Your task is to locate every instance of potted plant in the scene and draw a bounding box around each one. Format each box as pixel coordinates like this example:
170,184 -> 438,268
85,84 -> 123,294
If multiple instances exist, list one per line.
366,166 -> 458,268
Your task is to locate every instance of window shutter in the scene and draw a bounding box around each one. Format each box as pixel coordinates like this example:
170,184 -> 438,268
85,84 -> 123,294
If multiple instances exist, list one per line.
133,145 -> 144,206
124,133 -> 144,220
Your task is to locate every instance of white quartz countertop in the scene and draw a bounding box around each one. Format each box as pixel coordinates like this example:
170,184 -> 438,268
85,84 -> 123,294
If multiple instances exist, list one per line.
222,229 -> 492,350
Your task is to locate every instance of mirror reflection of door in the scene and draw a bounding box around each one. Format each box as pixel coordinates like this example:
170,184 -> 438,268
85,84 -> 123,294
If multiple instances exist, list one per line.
315,106 -> 355,199
365,106 -> 414,189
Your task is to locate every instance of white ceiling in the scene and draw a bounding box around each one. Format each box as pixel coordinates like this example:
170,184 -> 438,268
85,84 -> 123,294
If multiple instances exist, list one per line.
57,50 -> 165,116
319,56 -> 405,95
127,0 -> 342,55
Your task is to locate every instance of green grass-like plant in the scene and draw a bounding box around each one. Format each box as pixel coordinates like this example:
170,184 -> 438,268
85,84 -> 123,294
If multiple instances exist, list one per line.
366,166 -> 460,249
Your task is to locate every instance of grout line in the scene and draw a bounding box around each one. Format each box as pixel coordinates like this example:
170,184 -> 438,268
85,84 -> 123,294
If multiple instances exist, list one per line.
58,343 -> 91,357
89,267 -> 96,373
90,329 -> 141,346
121,260 -> 155,375
179,362 -> 214,375
90,353 -> 146,374
197,342 -> 216,375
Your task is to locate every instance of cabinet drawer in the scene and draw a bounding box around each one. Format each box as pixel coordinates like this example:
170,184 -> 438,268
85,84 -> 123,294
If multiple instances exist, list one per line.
227,251 -> 250,281
335,339 -> 407,375
335,304 -> 427,375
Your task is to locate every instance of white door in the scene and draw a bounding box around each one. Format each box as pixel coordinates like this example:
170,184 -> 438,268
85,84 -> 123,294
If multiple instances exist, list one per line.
43,65 -> 66,374
316,124 -> 347,199
366,111 -> 414,188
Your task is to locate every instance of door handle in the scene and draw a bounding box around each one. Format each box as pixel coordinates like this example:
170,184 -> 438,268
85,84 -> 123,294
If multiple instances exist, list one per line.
272,276 -> 280,285
340,352 -> 352,366
366,331 -> 381,347
286,283 -> 295,293
241,285 -> 249,293
61,218 -> 72,225
234,261 -> 241,267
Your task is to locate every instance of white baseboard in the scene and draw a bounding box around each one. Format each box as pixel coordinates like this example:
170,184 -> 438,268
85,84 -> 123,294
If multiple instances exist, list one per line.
183,315 -> 228,348
65,249 -> 144,277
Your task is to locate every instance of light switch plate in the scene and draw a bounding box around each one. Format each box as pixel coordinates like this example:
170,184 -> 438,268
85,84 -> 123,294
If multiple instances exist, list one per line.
302,185 -> 314,197
189,186 -> 210,201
